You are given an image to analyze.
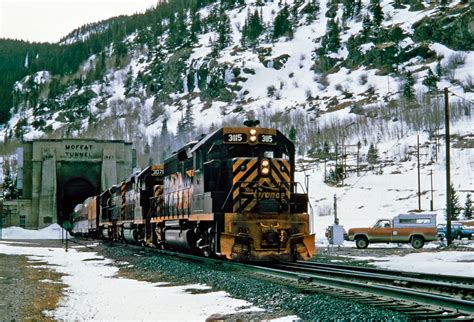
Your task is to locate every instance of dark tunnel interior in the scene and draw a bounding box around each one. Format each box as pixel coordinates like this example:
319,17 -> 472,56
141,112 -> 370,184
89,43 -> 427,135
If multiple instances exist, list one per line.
58,178 -> 97,224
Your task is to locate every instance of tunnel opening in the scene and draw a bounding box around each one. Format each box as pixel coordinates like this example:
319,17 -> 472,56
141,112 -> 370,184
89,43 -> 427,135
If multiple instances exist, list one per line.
58,177 -> 97,224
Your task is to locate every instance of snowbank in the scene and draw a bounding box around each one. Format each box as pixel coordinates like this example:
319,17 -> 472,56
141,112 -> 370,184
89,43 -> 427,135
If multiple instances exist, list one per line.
0,243 -> 263,320
1,224 -> 70,239
351,252 -> 474,278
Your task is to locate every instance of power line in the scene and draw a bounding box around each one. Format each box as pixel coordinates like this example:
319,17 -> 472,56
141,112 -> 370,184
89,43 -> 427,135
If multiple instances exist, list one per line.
448,90 -> 474,105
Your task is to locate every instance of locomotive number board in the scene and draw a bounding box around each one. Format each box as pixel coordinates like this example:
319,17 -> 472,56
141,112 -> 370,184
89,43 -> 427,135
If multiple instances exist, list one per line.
224,133 -> 248,143
151,165 -> 164,176
223,128 -> 277,145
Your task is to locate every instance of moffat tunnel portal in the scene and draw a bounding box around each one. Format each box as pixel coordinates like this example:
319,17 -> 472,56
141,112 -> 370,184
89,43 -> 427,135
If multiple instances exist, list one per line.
14,139 -> 133,229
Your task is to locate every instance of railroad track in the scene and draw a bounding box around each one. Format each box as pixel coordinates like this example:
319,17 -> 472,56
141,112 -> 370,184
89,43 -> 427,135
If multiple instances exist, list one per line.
72,239 -> 474,319
251,261 -> 474,319
266,261 -> 474,295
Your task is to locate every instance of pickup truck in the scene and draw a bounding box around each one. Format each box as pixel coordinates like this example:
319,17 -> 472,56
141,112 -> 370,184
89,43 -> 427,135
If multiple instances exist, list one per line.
345,213 -> 437,249
437,223 -> 474,240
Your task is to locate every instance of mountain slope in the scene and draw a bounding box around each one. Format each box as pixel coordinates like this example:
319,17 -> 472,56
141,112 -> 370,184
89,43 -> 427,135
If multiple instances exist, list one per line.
1,0 -> 473,166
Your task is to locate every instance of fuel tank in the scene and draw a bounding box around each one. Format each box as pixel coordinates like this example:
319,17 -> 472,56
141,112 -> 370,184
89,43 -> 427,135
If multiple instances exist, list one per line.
164,229 -> 197,252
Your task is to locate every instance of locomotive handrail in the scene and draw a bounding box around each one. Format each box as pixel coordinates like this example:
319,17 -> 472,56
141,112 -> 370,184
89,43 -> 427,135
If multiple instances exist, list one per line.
160,188 -> 191,217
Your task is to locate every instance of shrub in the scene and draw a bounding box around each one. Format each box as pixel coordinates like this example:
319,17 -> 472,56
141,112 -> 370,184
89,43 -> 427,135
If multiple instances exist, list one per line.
359,73 -> 368,85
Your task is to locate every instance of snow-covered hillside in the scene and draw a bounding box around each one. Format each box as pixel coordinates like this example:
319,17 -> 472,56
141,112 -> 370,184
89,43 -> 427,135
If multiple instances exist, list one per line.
4,0 -> 473,147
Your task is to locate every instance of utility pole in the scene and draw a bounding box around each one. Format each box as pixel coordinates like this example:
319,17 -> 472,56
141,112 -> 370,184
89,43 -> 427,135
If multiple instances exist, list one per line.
357,141 -> 361,177
335,142 -> 339,184
324,158 -> 327,183
445,88 -> 452,245
430,169 -> 434,211
417,135 -> 421,211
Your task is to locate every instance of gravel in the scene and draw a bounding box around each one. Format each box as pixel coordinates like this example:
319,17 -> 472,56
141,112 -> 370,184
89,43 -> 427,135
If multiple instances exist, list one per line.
95,242 -> 408,320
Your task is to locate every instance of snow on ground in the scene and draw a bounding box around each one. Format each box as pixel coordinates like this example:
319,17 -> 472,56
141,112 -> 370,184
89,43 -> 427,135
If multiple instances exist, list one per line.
0,242 -> 264,320
351,252 -> 474,278
1,224 -> 71,239
297,116 -> 474,244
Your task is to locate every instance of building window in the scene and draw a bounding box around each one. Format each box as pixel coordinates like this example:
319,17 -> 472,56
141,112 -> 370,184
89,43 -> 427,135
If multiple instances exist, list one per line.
43,216 -> 53,224
19,215 -> 26,228
1,216 -> 6,227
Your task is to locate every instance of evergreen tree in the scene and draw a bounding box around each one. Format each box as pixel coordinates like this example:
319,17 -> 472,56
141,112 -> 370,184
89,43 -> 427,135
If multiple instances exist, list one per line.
403,71 -> 415,100
446,183 -> 461,220
342,0 -> 354,21
362,14 -> 372,39
422,69 -> 439,93
393,0 -> 404,9
302,0 -> 320,24
167,10 -> 188,49
370,0 -> 384,27
354,0 -> 362,18
273,5 -> 292,39
177,105 -> 195,137
190,12 -> 202,43
323,142 -> 330,159
2,174 -> 19,200
242,10 -> 264,47
436,61 -> 443,78
409,0 -> 424,12
367,143 -> 379,164
183,104 -> 195,132
160,117 -> 170,142
324,18 -> 341,53
464,193 -> 473,219
288,126 -> 297,142
213,9 -> 232,53
290,2 -> 299,29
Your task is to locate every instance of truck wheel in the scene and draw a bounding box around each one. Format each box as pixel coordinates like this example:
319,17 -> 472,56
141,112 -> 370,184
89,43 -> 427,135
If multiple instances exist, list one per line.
355,237 -> 368,249
455,232 -> 462,240
468,234 -> 472,240
411,236 -> 424,249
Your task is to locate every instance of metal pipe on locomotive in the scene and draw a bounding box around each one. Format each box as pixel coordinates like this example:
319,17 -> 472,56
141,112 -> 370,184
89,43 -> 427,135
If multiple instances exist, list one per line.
72,125 -> 316,261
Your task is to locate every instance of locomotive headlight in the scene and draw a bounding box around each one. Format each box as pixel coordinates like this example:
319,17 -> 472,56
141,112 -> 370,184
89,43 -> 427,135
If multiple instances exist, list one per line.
260,159 -> 270,176
249,135 -> 257,142
250,129 -> 257,136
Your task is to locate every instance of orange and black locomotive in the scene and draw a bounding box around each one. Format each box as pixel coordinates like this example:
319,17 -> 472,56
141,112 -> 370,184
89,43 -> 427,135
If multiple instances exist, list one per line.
73,124 -> 315,261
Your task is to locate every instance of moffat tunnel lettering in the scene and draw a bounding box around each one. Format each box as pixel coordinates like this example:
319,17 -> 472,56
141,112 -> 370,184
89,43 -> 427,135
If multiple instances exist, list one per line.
65,144 -> 94,159
65,144 -> 93,150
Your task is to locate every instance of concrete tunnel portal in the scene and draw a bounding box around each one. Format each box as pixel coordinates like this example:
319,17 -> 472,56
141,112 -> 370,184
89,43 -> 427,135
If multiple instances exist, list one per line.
15,139 -> 133,229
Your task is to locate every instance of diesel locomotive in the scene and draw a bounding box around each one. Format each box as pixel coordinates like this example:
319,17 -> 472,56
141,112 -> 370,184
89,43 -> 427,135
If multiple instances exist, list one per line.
72,124 -> 316,261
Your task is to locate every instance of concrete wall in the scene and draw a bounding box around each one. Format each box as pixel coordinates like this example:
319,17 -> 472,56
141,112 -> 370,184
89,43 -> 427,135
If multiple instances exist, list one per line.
12,139 -> 133,229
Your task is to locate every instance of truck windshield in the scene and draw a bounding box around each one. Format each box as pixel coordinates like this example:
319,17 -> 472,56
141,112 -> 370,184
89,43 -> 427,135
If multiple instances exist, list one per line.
373,220 -> 390,228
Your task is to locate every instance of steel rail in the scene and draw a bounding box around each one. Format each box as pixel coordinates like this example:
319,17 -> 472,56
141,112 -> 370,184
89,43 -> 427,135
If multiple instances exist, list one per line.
246,264 -> 474,314
268,261 -> 474,293
295,260 -> 474,285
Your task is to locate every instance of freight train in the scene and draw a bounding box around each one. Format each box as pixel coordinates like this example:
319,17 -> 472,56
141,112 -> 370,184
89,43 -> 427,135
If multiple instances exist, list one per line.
72,124 -> 315,261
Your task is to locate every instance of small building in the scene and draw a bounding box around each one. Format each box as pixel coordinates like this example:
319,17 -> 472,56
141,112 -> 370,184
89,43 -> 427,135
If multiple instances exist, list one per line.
2,138 -> 134,229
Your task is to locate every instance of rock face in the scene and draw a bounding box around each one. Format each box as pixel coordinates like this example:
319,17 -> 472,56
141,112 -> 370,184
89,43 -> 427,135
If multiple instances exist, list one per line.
413,5 -> 474,51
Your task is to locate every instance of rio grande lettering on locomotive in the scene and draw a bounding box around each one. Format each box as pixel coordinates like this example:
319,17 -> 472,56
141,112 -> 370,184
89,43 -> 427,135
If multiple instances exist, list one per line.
72,126 -> 316,261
